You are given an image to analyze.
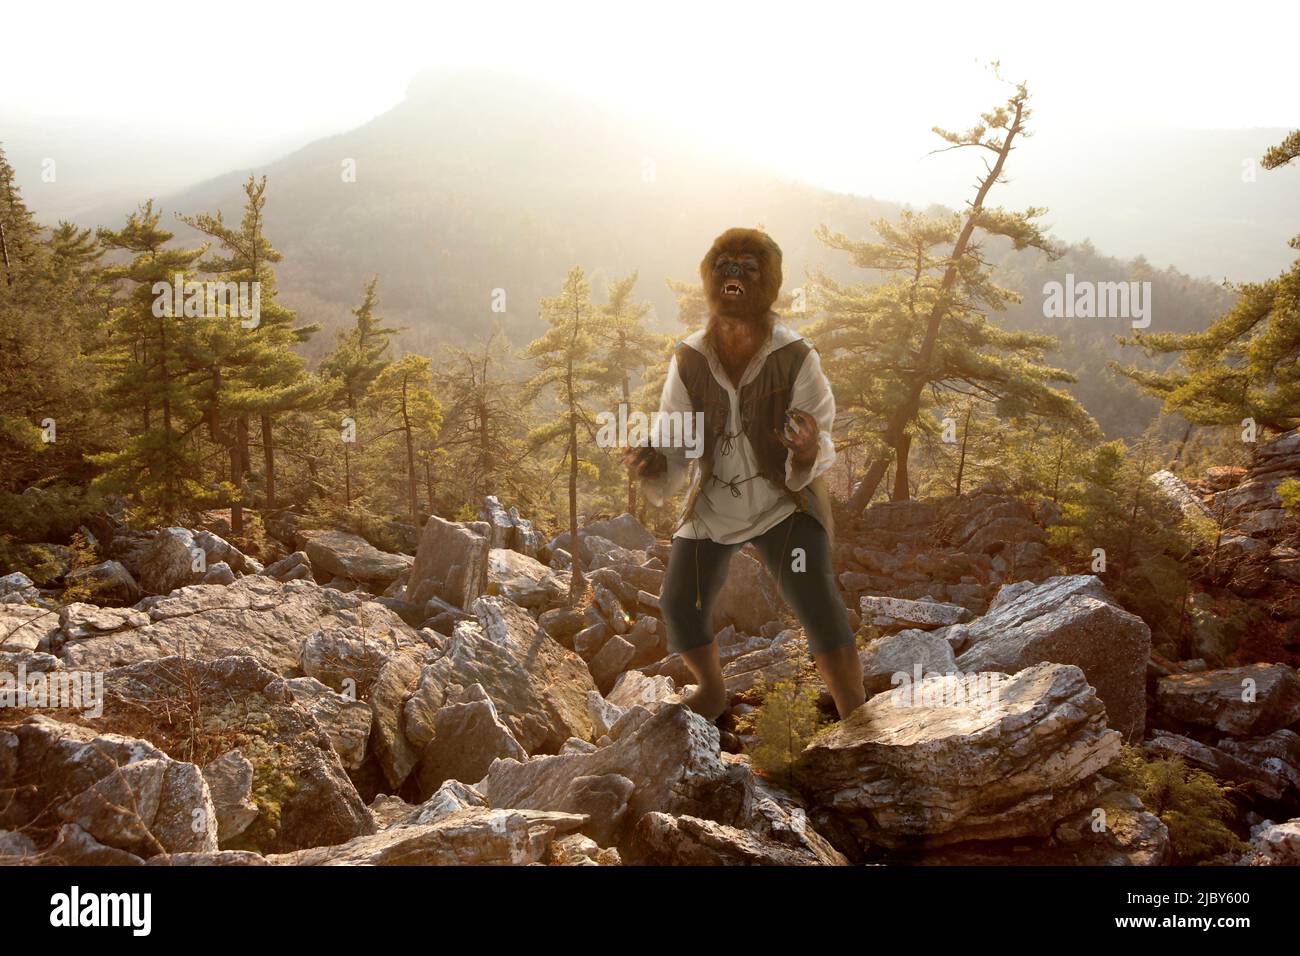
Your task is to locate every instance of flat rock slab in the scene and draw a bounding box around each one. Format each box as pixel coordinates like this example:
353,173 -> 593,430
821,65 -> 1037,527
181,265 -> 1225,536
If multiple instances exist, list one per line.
1156,663 -> 1300,736
795,662 -> 1122,849
859,595 -> 971,629
298,529 -> 413,587
266,807 -> 587,865
58,576 -> 420,676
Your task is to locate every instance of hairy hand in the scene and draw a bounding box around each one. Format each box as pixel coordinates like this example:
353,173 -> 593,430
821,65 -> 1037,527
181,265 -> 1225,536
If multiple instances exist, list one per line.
622,445 -> 667,479
779,408 -> 819,465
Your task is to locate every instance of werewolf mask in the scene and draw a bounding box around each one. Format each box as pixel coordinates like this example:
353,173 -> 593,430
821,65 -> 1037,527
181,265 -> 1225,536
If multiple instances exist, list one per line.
699,227 -> 783,323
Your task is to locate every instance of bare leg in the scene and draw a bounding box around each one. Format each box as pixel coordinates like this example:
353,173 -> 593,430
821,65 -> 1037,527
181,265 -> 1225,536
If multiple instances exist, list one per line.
813,642 -> 866,719
678,641 -> 728,722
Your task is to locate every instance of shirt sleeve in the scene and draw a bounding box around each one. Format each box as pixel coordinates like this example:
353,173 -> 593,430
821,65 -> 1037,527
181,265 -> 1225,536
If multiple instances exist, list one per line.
784,345 -> 837,492
641,352 -> 694,508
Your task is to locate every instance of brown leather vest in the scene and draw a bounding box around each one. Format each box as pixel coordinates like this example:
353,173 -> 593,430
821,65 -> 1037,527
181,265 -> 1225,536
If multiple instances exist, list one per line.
671,334 -> 835,545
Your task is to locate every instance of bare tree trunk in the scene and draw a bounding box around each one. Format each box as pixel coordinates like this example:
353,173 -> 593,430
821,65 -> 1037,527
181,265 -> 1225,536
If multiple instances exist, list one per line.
261,413 -> 276,510
848,457 -> 889,512
891,432 -> 912,501
955,403 -> 973,496
401,381 -> 418,525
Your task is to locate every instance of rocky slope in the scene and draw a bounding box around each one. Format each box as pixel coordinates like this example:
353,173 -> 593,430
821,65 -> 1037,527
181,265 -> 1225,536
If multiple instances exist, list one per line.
2,435 -> 1299,866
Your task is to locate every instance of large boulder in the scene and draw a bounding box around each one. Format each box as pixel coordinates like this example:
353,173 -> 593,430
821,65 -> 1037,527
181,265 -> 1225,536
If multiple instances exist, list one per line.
0,714 -> 218,859
474,702 -> 752,849
64,560 -> 142,605
266,807 -> 587,865
486,548 -> 567,609
406,596 -> 598,756
0,603 -> 59,652
626,812 -> 848,866
1155,664 -> 1300,736
795,663 -> 1122,849
712,548 -> 783,635
951,575 -> 1151,739
131,527 -> 202,595
859,628 -> 958,697
407,515 -> 491,610
413,683 -> 527,799
58,576 -> 422,676
101,655 -> 375,853
1147,470 -> 1213,523
298,529 -> 413,589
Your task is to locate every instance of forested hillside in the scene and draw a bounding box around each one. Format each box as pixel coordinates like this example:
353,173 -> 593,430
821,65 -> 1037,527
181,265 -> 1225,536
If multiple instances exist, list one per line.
47,69 -> 1241,440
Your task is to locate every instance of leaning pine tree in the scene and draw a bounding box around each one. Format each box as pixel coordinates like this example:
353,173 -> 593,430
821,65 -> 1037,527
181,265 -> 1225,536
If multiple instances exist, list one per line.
811,75 -> 1092,510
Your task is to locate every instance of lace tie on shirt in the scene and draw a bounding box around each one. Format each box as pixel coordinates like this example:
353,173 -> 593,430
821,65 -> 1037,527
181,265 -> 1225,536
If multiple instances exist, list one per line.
709,473 -> 760,498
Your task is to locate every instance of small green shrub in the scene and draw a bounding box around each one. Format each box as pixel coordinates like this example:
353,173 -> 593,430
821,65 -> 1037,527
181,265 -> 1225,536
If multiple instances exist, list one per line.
738,670 -> 826,785
1108,745 -> 1247,863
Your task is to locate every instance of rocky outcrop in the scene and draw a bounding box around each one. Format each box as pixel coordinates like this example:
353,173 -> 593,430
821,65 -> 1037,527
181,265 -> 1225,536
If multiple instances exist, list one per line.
796,663 -> 1122,849
486,548 -> 567,609
1155,663 -> 1300,736
407,515 -> 490,610
479,496 -> 545,558
297,529 -> 413,589
947,575 -> 1151,739
837,489 -> 1059,615
406,596 -> 597,758
58,575 -> 422,675
0,714 -> 218,861
266,807 -> 588,865
474,703 -> 749,849
101,655 -> 375,853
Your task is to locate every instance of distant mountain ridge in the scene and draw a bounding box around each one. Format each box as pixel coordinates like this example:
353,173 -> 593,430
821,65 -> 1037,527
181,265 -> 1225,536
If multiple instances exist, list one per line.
68,69 -> 1274,435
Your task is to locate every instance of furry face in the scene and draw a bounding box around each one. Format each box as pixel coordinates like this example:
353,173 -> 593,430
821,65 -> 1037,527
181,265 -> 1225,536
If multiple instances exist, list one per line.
700,227 -> 783,321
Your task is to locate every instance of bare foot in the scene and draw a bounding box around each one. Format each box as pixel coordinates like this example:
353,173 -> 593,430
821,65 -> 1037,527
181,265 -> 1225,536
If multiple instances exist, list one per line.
681,683 -> 728,723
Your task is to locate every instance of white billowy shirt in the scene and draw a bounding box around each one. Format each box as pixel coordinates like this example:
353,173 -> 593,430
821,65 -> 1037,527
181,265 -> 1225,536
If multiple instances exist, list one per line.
641,321 -> 837,544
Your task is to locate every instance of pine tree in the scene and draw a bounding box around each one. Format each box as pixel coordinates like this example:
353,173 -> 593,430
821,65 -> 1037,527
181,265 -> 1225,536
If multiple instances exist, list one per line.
179,176 -> 325,527
0,145 -> 39,287
430,328 -> 534,512
522,267 -> 618,603
811,205 -> 1089,505
91,201 -> 210,523
365,354 -> 442,525
595,272 -> 666,514
319,275 -> 401,506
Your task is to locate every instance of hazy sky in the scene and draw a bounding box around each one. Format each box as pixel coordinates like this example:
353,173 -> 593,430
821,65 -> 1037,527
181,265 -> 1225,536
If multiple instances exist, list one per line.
8,0 -> 1294,155
5,0 -> 1297,274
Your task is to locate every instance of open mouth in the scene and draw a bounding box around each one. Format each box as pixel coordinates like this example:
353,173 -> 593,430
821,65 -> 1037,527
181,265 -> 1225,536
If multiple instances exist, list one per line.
722,280 -> 744,297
